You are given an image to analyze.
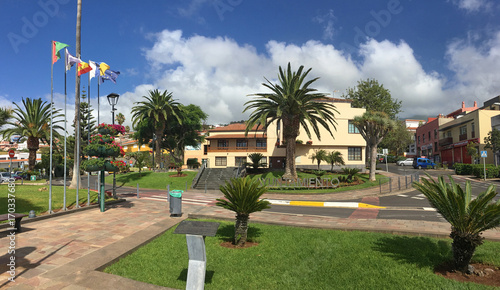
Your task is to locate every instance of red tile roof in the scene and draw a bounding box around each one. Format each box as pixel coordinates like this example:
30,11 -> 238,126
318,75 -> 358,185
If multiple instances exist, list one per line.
210,123 -> 264,132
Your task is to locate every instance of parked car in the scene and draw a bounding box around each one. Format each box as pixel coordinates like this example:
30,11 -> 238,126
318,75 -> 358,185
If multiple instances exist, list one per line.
0,172 -> 13,183
412,158 -> 436,169
396,158 -> 414,166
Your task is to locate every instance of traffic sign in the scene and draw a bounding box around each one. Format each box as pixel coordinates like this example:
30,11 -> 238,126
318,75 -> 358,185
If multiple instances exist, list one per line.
481,151 -> 487,158
8,149 -> 15,158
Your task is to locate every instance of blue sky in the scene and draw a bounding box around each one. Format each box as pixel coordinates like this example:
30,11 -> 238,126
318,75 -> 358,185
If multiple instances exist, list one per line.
1,0 -> 500,129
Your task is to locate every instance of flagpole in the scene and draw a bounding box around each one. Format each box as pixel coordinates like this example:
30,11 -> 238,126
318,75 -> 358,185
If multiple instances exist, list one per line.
97,79 -> 101,205
63,49 -> 68,211
49,41 -> 54,214
87,70 -> 91,206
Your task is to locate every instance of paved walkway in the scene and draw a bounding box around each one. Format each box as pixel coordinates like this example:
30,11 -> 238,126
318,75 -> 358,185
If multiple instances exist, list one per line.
1,170 -> 500,289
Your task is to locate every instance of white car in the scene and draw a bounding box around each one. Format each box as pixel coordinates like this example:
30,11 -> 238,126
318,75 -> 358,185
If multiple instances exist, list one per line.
0,172 -> 12,183
397,158 -> 414,166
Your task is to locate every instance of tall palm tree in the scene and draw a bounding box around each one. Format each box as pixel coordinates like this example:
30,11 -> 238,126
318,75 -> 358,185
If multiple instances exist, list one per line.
244,63 -> 338,180
70,0 -> 82,189
311,149 -> 327,170
325,150 -> 345,172
352,111 -> 395,181
131,89 -> 180,167
115,112 -> 125,125
413,175 -> 500,273
216,177 -> 271,246
1,98 -> 64,170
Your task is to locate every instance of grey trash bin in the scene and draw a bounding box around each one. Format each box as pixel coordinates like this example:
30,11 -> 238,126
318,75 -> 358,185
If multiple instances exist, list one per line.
169,190 -> 183,216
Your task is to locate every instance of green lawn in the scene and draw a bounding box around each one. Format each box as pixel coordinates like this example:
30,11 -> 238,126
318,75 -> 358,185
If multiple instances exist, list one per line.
104,220 -> 500,289
0,184 -> 109,216
247,171 -> 387,194
105,171 -> 197,191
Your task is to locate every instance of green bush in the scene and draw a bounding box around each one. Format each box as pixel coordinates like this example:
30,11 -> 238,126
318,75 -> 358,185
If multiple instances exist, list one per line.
454,163 -> 473,175
471,164 -> 499,179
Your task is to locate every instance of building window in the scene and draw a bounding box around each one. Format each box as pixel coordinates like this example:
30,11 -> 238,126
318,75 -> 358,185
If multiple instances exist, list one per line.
471,122 -> 475,138
256,139 -> 267,148
348,147 -> 362,161
423,134 -> 425,143
235,157 -> 246,166
447,131 -> 451,138
260,157 -> 267,166
236,139 -> 247,148
434,129 -> 437,139
418,136 -> 420,144
348,121 -> 360,133
459,125 -> 467,135
217,140 -> 228,148
215,157 -> 227,166
428,131 -> 431,140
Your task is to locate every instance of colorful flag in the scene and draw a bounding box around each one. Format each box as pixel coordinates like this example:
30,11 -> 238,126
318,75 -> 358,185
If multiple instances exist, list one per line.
77,61 -> 93,76
100,69 -> 120,84
52,41 -> 69,64
65,49 -> 81,71
88,61 -> 99,80
99,62 -> 110,76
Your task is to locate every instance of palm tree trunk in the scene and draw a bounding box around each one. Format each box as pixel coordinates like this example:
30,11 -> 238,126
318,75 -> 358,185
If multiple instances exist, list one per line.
155,127 -> 163,169
70,0 -> 82,189
234,213 -> 249,246
451,230 -> 483,273
27,136 -> 39,171
369,144 -> 377,181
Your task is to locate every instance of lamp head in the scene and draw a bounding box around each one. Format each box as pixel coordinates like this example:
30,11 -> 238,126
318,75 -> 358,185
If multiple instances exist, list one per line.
107,93 -> 120,106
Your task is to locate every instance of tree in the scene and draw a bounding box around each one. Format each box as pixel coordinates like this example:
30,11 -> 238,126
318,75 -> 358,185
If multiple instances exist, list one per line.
70,0 -> 83,189
131,89 -> 180,168
73,89 -> 96,162
116,112 -> 125,126
216,177 -> 271,246
413,175 -> 500,273
311,149 -> 327,170
379,120 -> 413,156
324,150 -> 345,172
343,78 -> 402,119
484,128 -> 500,166
244,63 -> 338,180
465,142 -> 479,164
247,152 -> 267,170
0,107 -> 12,128
352,111 -> 395,181
125,151 -> 149,175
0,98 -> 64,170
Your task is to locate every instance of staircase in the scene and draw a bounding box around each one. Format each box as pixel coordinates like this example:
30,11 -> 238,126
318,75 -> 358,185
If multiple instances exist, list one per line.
193,167 -> 238,190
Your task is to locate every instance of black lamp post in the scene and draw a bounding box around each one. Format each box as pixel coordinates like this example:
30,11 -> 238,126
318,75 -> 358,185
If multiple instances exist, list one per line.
107,93 -> 119,199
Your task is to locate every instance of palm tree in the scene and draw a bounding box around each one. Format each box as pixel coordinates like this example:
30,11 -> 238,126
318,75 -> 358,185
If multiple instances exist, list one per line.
325,151 -> 345,172
0,107 -> 12,128
413,175 -> 500,273
131,89 -> 180,167
311,149 -> 327,170
216,177 -> 271,246
70,0 -> 82,189
244,63 -> 338,180
352,111 -> 395,181
1,98 -> 64,170
116,112 -> 125,125
247,152 -> 267,170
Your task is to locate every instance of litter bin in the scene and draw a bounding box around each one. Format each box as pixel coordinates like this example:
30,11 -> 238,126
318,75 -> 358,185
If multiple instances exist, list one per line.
169,190 -> 183,217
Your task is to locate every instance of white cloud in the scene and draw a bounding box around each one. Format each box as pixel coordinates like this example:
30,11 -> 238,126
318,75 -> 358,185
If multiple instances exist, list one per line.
313,9 -> 337,41
450,0 -> 492,12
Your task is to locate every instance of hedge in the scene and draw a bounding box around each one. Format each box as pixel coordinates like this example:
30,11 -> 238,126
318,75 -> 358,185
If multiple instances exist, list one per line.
471,164 -> 499,179
454,163 -> 474,175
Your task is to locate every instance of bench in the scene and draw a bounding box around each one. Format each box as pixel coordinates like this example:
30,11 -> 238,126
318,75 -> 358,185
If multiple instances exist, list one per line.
0,213 -> 29,232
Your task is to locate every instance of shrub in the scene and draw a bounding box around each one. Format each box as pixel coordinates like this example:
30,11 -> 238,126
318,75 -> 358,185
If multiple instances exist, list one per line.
454,163 -> 473,175
471,164 -> 499,179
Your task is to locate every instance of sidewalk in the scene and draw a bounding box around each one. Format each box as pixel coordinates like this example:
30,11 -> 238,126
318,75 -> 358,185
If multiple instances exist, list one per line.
1,170 -> 500,289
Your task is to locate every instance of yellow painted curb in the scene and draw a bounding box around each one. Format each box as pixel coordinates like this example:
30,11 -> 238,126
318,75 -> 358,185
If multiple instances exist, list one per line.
358,203 -> 385,209
289,201 -> 324,207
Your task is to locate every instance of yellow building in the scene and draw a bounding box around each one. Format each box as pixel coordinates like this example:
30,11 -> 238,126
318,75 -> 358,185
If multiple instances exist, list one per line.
439,101 -> 500,165
202,98 -> 366,170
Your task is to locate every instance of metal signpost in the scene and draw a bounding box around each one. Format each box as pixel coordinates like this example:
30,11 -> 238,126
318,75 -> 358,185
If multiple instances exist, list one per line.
481,150 -> 487,181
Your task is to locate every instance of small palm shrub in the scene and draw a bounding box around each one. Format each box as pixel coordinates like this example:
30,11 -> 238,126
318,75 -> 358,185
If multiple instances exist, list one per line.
413,175 -> 500,273
216,177 -> 271,246
341,168 -> 360,181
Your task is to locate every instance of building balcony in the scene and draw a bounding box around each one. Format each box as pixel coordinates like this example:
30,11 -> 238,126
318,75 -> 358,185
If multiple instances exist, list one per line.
459,133 -> 467,141
439,137 -> 453,146
207,146 -> 267,153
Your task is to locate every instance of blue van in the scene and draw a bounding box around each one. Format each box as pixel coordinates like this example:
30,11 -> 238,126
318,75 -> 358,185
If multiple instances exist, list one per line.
412,158 -> 436,169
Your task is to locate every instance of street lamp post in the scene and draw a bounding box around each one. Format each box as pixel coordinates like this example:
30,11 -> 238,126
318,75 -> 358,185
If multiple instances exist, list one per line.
107,93 -> 119,199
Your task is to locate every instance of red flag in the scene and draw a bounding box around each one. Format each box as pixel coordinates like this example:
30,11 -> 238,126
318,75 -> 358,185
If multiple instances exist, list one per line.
52,41 -> 69,64
78,61 -> 93,76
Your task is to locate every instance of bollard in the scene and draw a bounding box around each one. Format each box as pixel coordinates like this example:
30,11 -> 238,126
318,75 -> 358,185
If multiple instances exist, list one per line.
137,183 -> 139,198
205,183 -> 207,193
389,177 -> 392,192
167,184 -> 170,202
379,179 -> 382,194
411,174 -> 413,184
405,175 -> 408,189
398,176 -> 401,191
185,181 -> 188,192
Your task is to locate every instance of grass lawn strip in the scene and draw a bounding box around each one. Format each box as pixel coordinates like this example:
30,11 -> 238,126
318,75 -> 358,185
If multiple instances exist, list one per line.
104,171 -> 197,191
104,220 -> 500,289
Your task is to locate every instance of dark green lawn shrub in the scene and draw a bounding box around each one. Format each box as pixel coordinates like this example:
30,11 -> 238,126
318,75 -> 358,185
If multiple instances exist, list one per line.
471,164 -> 499,179
453,163 -> 473,175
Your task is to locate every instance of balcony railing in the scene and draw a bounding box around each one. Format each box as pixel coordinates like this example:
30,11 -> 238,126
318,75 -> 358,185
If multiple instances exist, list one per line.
459,133 -> 467,141
439,137 -> 453,146
207,146 -> 267,153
